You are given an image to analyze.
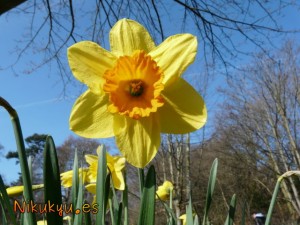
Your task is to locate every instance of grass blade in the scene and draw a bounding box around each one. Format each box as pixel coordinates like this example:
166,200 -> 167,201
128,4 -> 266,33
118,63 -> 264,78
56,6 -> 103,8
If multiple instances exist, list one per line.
138,165 -> 156,225
187,195 -> 194,225
71,149 -> 79,218
0,175 -> 17,225
202,158 -> 218,225
84,202 -> 92,225
95,145 -> 107,224
162,202 -> 176,225
241,201 -> 246,225
43,136 -> 63,225
194,215 -> 199,225
224,194 -> 236,225
122,173 -> 128,225
116,202 -> 123,225
73,178 -> 83,225
0,97 -> 36,225
138,168 -> 145,196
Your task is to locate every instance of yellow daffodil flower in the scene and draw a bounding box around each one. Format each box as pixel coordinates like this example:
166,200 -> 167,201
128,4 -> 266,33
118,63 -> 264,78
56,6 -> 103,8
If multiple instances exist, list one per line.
156,180 -> 174,201
5,184 -> 44,197
179,213 -> 196,225
85,183 -> 97,204
179,214 -> 187,225
85,146 -> 125,190
37,220 -> 47,225
60,168 -> 89,188
68,18 -> 207,168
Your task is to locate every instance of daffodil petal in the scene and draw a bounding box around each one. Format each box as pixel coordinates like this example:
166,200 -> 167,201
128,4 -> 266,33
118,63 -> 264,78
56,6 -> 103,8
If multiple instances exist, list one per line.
110,19 -> 156,56
85,183 -> 96,194
68,41 -> 117,95
113,156 -> 126,172
112,171 -> 125,190
37,221 -> 47,225
159,78 -> 207,133
149,34 -> 197,85
179,214 -> 187,225
113,115 -> 160,168
70,90 -> 114,138
85,154 -> 98,166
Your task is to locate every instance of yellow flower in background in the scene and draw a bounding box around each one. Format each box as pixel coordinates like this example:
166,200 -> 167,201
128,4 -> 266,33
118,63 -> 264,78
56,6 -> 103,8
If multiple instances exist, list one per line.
5,184 -> 44,197
85,183 -> 97,204
68,19 -> 207,168
179,214 -> 187,225
179,213 -> 196,225
60,168 -> 89,188
156,180 -> 174,201
37,220 -> 47,225
85,146 -> 125,190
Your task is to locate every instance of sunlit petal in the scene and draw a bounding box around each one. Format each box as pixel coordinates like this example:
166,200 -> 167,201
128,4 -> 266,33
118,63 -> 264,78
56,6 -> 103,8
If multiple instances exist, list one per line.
113,115 -> 160,168
158,78 -> 207,133
85,183 -> 96,194
69,90 -> 114,138
85,154 -> 98,166
156,180 -> 174,201
6,184 -> 44,197
179,214 -> 187,225
111,171 -> 125,190
68,41 -> 117,95
110,19 -> 156,56
149,34 -> 197,85
113,156 -> 126,172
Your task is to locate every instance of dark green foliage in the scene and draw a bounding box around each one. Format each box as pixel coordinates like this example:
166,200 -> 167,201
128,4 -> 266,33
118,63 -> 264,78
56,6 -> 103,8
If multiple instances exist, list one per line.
138,166 -> 156,225
43,136 -> 63,225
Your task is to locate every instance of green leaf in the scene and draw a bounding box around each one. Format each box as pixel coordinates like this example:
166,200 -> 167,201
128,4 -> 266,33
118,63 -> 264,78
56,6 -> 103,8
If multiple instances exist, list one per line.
224,194 -> 236,225
43,136 -> 63,225
104,174 -> 111,216
116,202 -> 123,225
95,145 -> 107,225
0,175 -> 17,225
202,158 -> 218,225
109,176 -> 119,225
162,202 -> 176,225
265,177 -> 282,225
138,165 -> 156,225
1,203 -> 8,225
73,178 -> 84,225
194,215 -> 199,225
241,201 -> 246,225
71,149 -> 79,218
138,168 -> 145,196
84,201 -> 92,225
187,195 -> 194,225
0,97 -> 36,225
122,173 -> 129,225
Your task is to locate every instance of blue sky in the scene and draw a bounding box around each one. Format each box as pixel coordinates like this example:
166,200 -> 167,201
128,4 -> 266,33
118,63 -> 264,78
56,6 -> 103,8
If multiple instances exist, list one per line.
0,2 -> 299,184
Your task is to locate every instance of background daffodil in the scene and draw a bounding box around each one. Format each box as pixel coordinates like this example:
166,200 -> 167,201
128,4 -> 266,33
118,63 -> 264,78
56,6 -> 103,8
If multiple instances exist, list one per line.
60,168 -> 89,188
85,147 -> 125,190
179,214 -> 187,225
156,180 -> 174,201
5,184 -> 44,197
68,18 -> 207,168
37,220 -> 47,225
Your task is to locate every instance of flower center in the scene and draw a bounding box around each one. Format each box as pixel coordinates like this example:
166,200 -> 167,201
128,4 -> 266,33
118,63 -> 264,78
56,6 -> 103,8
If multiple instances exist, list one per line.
103,50 -> 164,119
129,80 -> 144,97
